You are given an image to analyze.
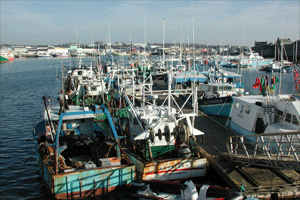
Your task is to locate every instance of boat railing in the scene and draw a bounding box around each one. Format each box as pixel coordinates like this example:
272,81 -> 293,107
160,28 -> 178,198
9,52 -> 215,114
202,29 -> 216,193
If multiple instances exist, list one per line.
226,132 -> 300,170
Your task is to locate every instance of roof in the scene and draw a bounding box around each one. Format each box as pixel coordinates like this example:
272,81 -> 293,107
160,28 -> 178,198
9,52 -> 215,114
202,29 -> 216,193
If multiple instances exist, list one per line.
46,105 -> 95,121
173,71 -> 208,83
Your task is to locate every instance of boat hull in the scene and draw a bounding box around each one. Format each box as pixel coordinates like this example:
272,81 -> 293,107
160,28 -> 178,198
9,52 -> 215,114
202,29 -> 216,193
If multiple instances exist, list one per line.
122,180 -> 241,200
125,150 -> 208,181
38,153 -> 136,199
0,56 -> 9,63
198,96 -> 233,117
228,120 -> 258,143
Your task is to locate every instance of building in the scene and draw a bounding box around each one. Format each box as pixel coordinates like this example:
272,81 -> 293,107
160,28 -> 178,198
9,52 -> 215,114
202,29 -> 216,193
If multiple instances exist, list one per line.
252,38 -> 299,62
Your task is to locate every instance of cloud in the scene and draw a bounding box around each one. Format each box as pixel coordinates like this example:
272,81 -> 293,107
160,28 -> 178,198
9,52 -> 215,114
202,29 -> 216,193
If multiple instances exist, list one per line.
1,1 -> 299,46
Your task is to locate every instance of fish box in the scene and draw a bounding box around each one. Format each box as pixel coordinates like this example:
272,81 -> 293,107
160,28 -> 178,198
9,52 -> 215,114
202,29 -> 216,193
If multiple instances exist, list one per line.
108,157 -> 121,166
99,158 -> 111,167
99,157 -> 121,167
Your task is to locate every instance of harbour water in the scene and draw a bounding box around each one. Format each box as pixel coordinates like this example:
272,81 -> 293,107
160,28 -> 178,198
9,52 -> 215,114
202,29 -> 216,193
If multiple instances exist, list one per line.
0,57 -> 297,199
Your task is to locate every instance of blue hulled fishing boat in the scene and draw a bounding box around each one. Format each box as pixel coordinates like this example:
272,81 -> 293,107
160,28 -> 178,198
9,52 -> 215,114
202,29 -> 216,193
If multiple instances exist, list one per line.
33,97 -> 135,199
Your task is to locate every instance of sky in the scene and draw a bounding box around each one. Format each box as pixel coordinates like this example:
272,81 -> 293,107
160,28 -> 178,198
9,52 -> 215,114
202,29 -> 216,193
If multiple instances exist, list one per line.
1,1 -> 299,46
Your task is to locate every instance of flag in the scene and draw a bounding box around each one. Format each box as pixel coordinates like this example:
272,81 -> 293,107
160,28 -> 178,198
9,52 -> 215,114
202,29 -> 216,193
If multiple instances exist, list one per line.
270,76 -> 279,93
274,76 -> 279,84
252,77 -> 260,89
205,59 -> 208,64
260,76 -> 265,95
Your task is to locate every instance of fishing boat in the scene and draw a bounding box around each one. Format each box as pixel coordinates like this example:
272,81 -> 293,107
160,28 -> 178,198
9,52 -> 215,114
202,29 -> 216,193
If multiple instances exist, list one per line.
195,67 -> 244,117
54,53 -> 70,57
226,73 -> 300,144
33,97 -> 136,199
219,56 -> 240,68
37,51 -> 51,57
115,70 -> 208,181
264,61 -> 293,73
240,50 -> 273,68
226,94 -> 300,142
197,82 -> 239,117
119,179 -> 245,200
66,59 -> 97,81
67,79 -> 108,106
0,50 -> 14,63
64,58 -> 110,106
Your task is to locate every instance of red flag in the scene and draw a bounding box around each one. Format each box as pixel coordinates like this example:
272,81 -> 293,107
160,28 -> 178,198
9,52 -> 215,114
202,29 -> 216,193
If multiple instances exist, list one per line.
205,59 -> 208,64
252,77 -> 260,89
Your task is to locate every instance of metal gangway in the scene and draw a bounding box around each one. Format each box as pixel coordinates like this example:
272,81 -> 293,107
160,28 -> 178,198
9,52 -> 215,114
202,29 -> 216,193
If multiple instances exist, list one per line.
226,132 -> 300,170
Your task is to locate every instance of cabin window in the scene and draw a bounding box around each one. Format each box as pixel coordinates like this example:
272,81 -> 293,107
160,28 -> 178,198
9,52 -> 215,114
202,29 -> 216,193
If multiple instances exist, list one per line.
78,71 -> 82,75
235,101 -> 240,109
275,109 -> 283,123
285,113 -> 291,123
292,115 -> 299,125
245,105 -> 251,114
91,87 -> 97,91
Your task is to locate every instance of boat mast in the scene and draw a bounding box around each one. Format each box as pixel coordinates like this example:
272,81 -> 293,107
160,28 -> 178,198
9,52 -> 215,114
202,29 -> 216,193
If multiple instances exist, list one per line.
163,18 -> 165,64
61,58 -> 65,112
296,34 -> 298,63
191,0 -> 197,133
144,18 -> 146,56
192,15 -> 195,72
98,43 -> 101,77
275,41 -> 277,61
180,19 -> 182,65
279,15 -> 284,94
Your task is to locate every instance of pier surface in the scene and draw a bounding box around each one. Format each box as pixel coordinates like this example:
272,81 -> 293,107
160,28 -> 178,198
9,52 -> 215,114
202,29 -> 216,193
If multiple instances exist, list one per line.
195,112 -> 300,199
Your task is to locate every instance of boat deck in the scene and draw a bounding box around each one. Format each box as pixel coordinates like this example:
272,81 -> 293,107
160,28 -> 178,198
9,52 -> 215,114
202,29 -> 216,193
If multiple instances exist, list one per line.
195,113 -> 300,199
